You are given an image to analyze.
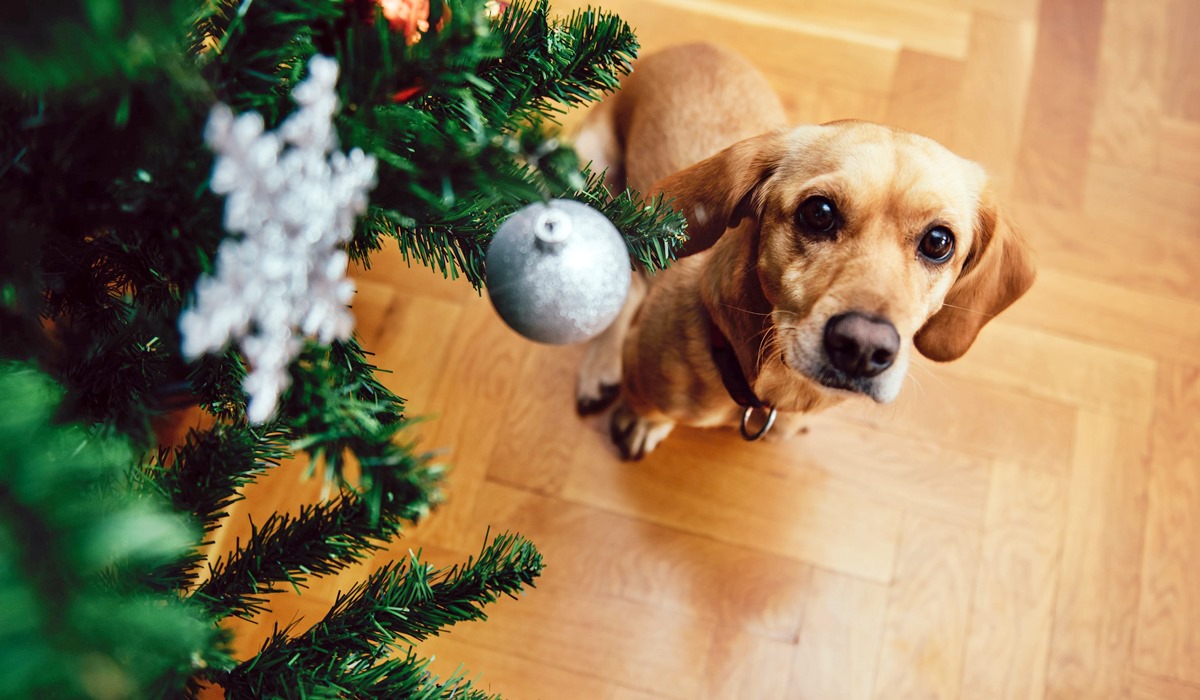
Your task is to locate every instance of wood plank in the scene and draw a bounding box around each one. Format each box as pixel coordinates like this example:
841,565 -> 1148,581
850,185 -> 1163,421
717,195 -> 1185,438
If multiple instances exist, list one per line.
411,635 -> 621,699
1001,267 -> 1200,365
953,13 -> 1037,197
484,342 -> 584,496
1015,200 -> 1200,303
935,321 -> 1158,423
349,277 -> 398,348
914,0 -> 1041,22
1013,0 -> 1105,207
790,569 -> 889,700
436,585 -> 715,698
612,689 -> 672,700
1045,411 -> 1151,699
1084,161 -> 1200,234
397,298 -> 532,552
701,628 -> 795,699
830,365 -> 1076,474
807,83 -> 889,125
550,0 -> 902,92
1157,117 -> 1200,183
762,414 -> 994,527
960,461 -> 1067,700
466,482 -> 813,640
872,514 -> 981,700
730,0 -> 973,60
1088,0 -> 1166,169
561,426 -> 904,583
368,293 -> 466,409
353,244 -> 479,305
885,49 -> 965,148
1131,672 -> 1200,700
966,0 -> 1043,21
1162,0 -> 1200,121
1135,364 -> 1200,686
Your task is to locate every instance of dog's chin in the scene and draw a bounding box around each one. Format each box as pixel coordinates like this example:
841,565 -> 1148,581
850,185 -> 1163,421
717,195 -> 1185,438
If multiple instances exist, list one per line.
809,367 -> 894,403
781,349 -> 901,404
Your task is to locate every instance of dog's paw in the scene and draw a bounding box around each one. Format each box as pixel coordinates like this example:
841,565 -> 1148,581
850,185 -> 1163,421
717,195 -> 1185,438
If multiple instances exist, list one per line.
576,345 -> 623,415
609,402 -> 674,460
577,382 -> 620,415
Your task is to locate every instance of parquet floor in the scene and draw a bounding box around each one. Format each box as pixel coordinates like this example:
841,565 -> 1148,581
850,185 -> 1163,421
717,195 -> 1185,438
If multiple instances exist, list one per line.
218,0 -> 1200,697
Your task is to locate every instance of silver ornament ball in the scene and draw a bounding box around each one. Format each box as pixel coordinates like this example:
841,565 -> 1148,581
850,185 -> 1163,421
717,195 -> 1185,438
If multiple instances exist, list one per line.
486,199 -> 631,344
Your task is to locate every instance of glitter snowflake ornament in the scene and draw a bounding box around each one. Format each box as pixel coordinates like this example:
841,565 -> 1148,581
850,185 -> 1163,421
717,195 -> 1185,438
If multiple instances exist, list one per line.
180,55 -> 377,423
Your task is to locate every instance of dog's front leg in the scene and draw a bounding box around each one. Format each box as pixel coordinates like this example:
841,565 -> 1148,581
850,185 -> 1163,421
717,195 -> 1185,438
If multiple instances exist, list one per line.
576,272 -> 647,414
608,398 -> 675,461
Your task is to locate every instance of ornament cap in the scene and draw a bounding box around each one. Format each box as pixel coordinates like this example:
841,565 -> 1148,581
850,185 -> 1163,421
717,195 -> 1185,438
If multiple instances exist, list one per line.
533,208 -> 572,250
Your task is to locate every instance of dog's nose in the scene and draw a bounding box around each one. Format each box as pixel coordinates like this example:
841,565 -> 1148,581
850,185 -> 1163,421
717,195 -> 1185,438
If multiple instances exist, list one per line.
824,312 -> 900,379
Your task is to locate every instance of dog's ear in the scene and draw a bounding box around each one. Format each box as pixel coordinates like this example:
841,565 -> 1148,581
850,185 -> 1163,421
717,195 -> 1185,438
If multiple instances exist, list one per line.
651,129 -> 789,258
914,189 -> 1036,362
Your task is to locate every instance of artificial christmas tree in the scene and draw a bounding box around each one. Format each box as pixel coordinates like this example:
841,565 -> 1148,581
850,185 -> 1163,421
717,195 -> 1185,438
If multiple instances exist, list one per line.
0,0 -> 684,696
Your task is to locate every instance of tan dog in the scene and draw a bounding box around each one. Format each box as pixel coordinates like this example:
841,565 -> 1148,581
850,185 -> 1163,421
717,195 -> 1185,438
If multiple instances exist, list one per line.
573,43 -> 1035,459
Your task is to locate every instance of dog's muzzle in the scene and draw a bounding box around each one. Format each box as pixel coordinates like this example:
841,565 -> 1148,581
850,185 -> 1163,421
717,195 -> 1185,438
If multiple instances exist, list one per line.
789,311 -> 904,403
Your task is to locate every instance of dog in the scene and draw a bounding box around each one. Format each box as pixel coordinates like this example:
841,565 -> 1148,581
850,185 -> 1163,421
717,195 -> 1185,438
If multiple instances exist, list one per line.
572,43 -> 1036,460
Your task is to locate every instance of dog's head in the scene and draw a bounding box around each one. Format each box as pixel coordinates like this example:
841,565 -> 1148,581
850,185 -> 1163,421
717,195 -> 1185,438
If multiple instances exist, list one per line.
656,121 -> 1035,404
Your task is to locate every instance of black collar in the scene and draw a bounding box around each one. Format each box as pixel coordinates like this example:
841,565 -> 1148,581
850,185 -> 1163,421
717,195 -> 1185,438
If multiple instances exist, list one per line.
707,311 -> 769,410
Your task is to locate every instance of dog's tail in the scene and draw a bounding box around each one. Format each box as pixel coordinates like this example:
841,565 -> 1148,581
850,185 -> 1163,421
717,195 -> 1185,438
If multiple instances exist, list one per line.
572,96 -> 626,193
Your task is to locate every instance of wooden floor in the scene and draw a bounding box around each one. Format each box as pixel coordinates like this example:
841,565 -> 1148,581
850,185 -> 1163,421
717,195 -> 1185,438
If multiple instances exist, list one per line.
219,0 -> 1200,697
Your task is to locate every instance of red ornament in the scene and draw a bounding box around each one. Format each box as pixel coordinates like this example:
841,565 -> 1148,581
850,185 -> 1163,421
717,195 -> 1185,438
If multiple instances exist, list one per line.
378,0 -> 431,44
390,82 -> 425,103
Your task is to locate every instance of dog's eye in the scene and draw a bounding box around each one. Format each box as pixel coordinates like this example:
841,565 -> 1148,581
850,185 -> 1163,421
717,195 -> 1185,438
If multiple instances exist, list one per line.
919,226 -> 955,263
796,196 -> 840,236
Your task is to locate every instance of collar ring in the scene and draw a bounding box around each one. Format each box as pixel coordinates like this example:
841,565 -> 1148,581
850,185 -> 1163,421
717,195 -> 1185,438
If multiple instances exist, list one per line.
740,405 -> 777,441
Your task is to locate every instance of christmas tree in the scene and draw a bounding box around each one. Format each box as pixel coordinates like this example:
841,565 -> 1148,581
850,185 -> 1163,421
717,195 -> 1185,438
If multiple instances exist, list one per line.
0,0 -> 684,696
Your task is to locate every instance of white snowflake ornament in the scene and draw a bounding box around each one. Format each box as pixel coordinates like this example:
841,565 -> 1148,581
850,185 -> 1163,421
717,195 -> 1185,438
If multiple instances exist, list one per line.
180,55 -> 377,423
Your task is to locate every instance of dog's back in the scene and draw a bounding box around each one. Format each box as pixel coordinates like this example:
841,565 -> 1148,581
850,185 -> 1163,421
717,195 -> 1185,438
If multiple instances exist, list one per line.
575,43 -> 787,194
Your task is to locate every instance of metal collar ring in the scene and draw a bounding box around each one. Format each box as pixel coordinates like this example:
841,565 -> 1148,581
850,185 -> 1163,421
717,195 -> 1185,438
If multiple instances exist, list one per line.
740,405 -> 777,441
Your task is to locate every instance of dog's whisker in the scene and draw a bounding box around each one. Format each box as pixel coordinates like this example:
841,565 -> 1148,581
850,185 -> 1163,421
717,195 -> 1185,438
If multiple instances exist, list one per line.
905,369 -> 926,397
906,357 -> 951,392
937,302 -> 997,318
720,303 -> 774,318
756,328 -> 786,371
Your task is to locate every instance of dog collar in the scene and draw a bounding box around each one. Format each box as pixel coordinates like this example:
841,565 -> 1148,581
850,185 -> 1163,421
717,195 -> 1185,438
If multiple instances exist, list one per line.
707,312 -> 778,441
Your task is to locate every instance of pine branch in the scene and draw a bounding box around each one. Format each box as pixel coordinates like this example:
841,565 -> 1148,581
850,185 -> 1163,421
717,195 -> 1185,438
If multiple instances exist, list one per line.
187,350 -> 251,420
192,415 -> 440,621
0,1 -> 194,93
574,167 -> 689,271
193,0 -> 345,119
316,651 -> 502,700
119,424 -> 285,596
484,0 -> 637,119
365,160 -> 686,289
194,494 -> 399,620
308,531 -> 542,652
218,643 -> 500,700
335,0 -> 683,289
219,532 -> 541,697
58,321 -> 176,446
0,362 -> 217,698
148,424 -> 289,533
273,338 -> 449,520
